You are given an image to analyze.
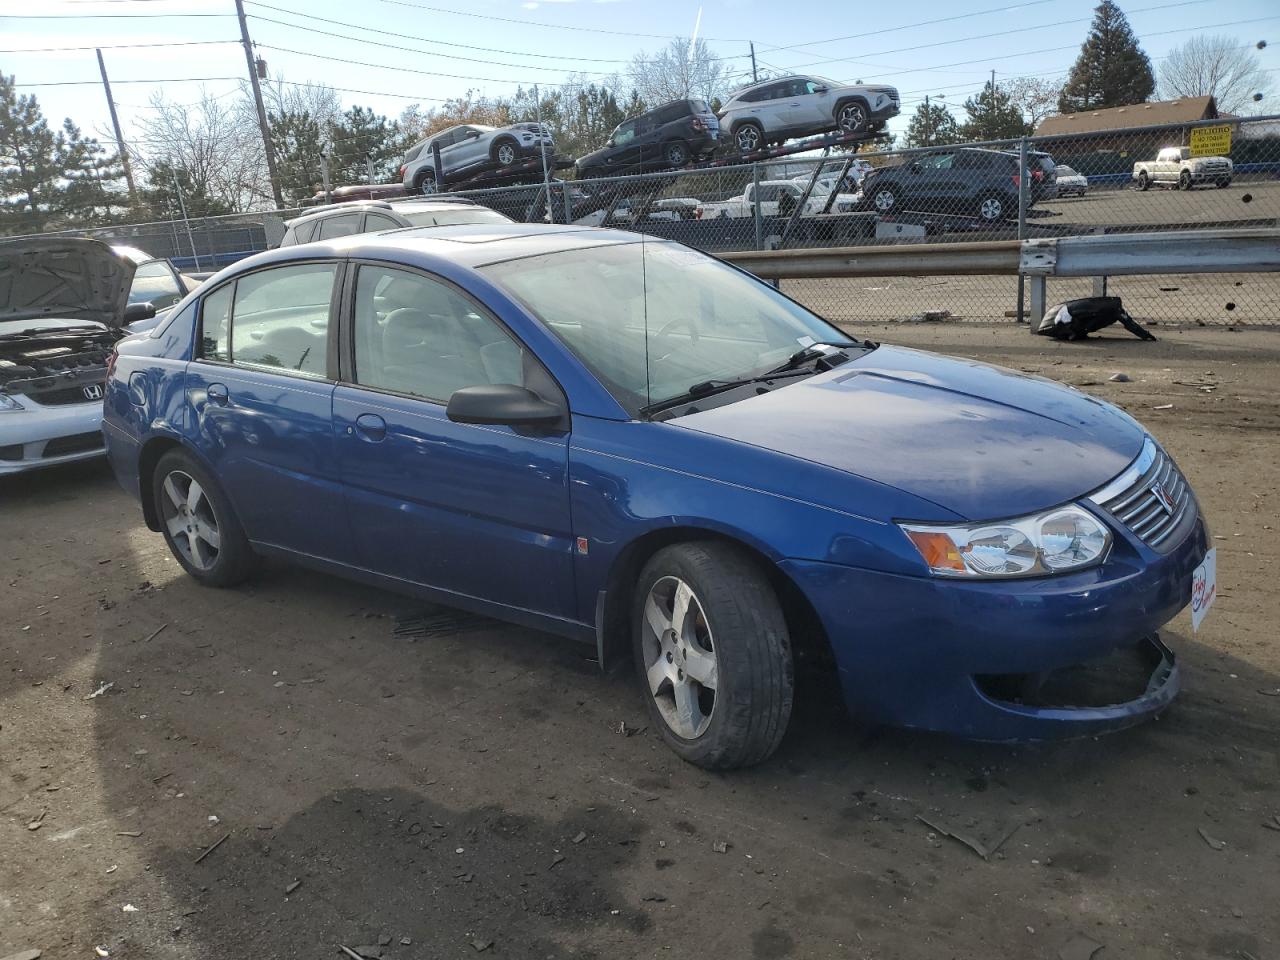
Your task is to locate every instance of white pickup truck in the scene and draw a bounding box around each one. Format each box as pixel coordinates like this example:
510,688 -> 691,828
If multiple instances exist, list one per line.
1132,146 -> 1232,191
695,180 -> 857,219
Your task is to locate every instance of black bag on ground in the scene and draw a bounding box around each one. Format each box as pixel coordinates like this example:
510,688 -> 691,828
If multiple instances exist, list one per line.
1035,296 -> 1156,341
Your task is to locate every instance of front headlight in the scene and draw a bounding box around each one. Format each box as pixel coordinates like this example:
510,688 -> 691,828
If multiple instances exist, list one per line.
0,394 -> 25,413
900,505 -> 1111,578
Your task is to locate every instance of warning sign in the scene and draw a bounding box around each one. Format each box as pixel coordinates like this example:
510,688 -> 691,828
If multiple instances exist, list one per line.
1190,124 -> 1232,157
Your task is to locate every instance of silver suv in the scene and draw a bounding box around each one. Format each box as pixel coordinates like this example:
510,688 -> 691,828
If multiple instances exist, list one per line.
278,199 -> 513,247
717,76 -> 899,152
400,123 -> 554,193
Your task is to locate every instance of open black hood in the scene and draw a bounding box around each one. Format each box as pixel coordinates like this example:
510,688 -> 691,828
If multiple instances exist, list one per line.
0,237 -> 135,329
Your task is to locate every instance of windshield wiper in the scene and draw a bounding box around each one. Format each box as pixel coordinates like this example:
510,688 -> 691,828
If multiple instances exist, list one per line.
639,368 -> 817,419
765,341 -> 860,376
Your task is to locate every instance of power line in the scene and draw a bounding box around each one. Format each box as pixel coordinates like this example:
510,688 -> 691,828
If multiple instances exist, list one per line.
1,39 -> 240,53
246,13 -> 619,74
14,77 -> 244,87
1,11 -> 234,17
245,1 -> 634,64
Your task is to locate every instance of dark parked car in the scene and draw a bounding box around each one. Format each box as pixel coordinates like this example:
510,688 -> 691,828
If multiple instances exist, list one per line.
104,225 -> 1212,770
576,99 -> 719,178
859,147 -> 1057,223
278,199 -> 512,246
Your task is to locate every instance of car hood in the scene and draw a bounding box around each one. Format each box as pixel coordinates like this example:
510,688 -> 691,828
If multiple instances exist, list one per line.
673,346 -> 1145,520
0,237 -> 134,330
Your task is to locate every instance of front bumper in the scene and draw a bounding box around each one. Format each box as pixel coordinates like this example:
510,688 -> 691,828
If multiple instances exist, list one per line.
0,397 -> 106,475
781,514 -> 1207,740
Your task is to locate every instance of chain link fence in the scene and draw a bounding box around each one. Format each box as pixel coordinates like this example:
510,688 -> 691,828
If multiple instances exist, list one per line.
10,115 -> 1280,325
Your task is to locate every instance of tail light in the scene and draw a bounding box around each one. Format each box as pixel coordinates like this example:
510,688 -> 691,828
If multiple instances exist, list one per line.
1011,174 -> 1021,186
690,118 -> 705,131
399,165 -> 406,177
1032,169 -> 1044,182
695,207 -> 704,220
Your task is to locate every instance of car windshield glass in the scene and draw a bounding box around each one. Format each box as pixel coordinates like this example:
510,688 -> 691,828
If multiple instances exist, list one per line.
480,240 -> 851,417
399,207 -> 512,227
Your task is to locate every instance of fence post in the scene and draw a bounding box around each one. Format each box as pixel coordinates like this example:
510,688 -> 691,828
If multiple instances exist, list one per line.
1018,136 -> 1029,328
563,181 -> 572,224
752,162 -> 763,251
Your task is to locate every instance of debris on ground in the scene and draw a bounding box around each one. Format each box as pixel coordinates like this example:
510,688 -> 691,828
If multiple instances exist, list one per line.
471,938 -> 494,952
712,840 -> 729,854
27,810 -> 46,831
194,831 -> 231,864
614,720 -> 646,737
285,880 -> 301,895
1057,932 -> 1104,960
916,814 -> 1020,861
0,949 -> 43,960
142,623 -> 168,643
1153,403 -> 1174,410
1109,372 -> 1131,382
902,310 -> 954,323
121,904 -> 138,913
393,608 -> 484,640
115,831 -> 142,838
641,893 -> 667,902
84,682 -> 114,700
549,852 -> 566,868
572,831 -> 587,844
1197,827 -> 1227,850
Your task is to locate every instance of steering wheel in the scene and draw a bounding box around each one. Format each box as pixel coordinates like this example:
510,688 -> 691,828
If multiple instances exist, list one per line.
652,317 -> 700,362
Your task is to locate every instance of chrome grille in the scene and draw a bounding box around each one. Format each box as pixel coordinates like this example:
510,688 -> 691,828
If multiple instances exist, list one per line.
1089,439 -> 1197,552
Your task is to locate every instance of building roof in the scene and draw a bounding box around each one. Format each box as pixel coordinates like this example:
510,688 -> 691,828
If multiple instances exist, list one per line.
1034,96 -> 1218,137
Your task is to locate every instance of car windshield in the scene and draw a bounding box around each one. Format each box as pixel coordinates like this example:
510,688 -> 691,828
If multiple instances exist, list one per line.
480,240 -> 850,417
398,207 -> 512,227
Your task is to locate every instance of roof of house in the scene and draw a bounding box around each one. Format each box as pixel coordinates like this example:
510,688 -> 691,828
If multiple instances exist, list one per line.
1034,96 -> 1218,137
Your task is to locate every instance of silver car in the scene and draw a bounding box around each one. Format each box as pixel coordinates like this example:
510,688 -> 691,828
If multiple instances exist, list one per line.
400,123 -> 555,193
717,75 -> 900,152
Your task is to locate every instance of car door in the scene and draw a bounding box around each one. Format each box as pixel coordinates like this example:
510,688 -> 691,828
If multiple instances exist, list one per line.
795,78 -> 835,130
449,126 -> 488,170
185,260 -> 350,560
331,261 -> 577,619
609,119 -> 643,170
906,151 -> 959,208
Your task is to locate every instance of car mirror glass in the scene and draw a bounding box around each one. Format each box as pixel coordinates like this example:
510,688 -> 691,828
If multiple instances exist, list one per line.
124,301 -> 157,323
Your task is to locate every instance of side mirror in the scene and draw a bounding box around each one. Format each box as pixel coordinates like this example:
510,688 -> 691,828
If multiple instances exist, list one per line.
124,301 -> 157,323
909,162 -> 921,173
813,85 -> 829,94
606,138 -> 615,147
446,384 -> 563,427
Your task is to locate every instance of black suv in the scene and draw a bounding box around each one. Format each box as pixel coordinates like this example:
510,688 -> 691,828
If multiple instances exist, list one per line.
575,99 -> 720,178
858,147 -> 1057,223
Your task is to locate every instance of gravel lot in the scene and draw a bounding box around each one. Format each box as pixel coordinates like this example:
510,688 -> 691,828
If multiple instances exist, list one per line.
2,324 -> 1278,960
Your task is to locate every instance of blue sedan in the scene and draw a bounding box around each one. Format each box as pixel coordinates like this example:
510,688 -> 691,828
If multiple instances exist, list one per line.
102,225 -> 1211,769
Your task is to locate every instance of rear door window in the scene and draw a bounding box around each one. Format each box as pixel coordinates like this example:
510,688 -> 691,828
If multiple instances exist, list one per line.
318,213 -> 362,240
365,212 -> 403,231
200,284 -> 233,362
225,263 -> 338,378
290,219 -> 319,244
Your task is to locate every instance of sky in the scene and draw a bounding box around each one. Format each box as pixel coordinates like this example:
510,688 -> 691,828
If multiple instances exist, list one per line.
3,0 -> 1277,155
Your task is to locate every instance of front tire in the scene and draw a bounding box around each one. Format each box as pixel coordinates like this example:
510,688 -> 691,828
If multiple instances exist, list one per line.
1179,169 -> 1193,191
412,169 -> 438,195
632,542 -> 794,770
977,192 -> 1009,223
836,99 -> 869,135
153,450 -> 255,587
492,138 -> 518,167
869,184 -> 900,214
1136,170 -> 1150,191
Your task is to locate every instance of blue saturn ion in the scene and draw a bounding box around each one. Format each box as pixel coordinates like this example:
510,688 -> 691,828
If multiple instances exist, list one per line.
102,225 -> 1213,770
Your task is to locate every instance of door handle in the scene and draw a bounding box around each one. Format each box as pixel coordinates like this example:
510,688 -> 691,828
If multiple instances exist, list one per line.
206,383 -> 229,405
353,412 -> 387,442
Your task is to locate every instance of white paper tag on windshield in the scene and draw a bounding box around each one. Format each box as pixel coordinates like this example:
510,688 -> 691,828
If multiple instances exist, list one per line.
796,335 -> 816,348
1190,547 -> 1217,632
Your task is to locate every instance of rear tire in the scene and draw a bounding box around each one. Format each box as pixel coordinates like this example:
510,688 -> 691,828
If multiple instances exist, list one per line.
412,169 -> 438,195
869,184 -> 900,214
152,450 -> 255,588
734,121 -> 764,153
663,139 -> 690,168
632,542 -> 793,770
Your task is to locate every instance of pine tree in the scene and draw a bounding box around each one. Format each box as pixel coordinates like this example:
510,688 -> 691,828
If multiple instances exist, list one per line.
903,101 -> 961,147
1058,0 -> 1155,113
140,159 -> 234,221
270,109 -> 327,202
960,82 -> 1029,141
329,106 -> 403,186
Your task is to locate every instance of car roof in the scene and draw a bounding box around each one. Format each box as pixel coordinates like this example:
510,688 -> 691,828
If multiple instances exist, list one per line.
286,197 -> 479,228
234,224 -> 646,276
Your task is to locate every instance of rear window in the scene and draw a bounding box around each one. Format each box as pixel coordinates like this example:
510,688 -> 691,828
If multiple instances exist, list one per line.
398,207 -> 512,227
288,220 -> 319,244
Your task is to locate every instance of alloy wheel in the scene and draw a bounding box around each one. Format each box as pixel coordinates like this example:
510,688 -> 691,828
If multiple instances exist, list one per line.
873,188 -> 897,212
160,470 -> 221,572
979,196 -> 1004,221
641,576 -> 718,740
838,103 -> 867,133
496,142 -> 517,166
735,125 -> 761,152
666,143 -> 689,166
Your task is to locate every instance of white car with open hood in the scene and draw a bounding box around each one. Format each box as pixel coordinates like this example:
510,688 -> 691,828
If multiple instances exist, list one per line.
0,238 -> 154,474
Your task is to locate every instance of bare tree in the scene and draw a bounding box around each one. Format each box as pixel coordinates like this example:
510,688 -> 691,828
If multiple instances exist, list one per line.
134,88 -> 266,211
628,38 -> 734,108
1157,35 -> 1274,114
1006,77 -> 1065,130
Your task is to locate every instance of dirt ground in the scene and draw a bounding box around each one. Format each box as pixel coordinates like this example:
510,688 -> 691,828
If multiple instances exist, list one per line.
2,323 -> 1278,960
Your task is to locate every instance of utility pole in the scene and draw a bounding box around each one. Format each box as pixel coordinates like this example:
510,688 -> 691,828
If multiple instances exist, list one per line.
534,84 -> 554,223
750,42 -> 758,83
924,94 -> 931,147
96,49 -> 137,203
234,0 -> 283,209
989,68 -> 997,141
